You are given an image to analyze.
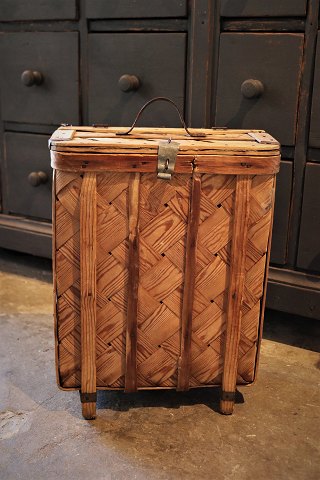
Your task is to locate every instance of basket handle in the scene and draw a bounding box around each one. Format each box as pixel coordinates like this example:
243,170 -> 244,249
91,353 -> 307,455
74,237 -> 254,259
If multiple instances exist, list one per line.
116,97 -> 206,137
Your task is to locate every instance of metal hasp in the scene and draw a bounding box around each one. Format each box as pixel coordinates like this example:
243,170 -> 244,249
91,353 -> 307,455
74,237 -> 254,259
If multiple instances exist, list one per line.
157,139 -> 180,180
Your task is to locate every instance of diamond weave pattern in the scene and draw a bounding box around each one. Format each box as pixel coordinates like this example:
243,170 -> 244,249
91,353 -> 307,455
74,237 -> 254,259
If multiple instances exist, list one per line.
54,170 -> 273,389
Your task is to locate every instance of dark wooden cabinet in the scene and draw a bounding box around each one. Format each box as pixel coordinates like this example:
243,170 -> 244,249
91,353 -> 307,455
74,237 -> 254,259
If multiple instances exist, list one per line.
4,133 -> 52,220
88,33 -> 186,126
0,33 -> 79,125
215,33 -> 304,146
0,0 -> 319,320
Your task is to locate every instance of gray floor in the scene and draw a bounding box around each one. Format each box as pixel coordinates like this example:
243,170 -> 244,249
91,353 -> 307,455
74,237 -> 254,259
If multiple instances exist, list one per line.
0,248 -> 319,480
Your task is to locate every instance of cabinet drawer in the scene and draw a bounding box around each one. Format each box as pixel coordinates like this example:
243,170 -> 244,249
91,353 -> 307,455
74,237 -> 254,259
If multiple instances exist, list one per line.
86,1 -> 187,18
297,164 -> 320,272
220,0 -> 307,17
0,1 -> 77,21
3,133 -> 52,220
215,33 -> 304,146
88,33 -> 186,126
0,33 -> 79,125
309,33 -> 320,148
270,161 -> 292,265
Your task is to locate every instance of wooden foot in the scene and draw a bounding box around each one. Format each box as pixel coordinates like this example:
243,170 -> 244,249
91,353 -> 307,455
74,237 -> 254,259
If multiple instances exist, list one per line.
81,401 -> 96,420
220,400 -> 234,415
220,390 -> 236,415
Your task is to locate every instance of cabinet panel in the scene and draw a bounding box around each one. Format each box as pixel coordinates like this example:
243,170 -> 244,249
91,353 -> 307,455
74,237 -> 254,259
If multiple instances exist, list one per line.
0,33 -> 79,125
88,33 -> 186,126
297,164 -> 320,272
3,133 -> 52,220
309,33 -> 320,148
0,1 -> 77,21
215,33 -> 304,146
270,161 -> 292,265
86,1 -> 187,18
221,0 -> 307,17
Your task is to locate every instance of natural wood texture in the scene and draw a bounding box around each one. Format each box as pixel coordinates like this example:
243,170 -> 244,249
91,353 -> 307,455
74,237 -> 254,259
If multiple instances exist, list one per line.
177,173 -> 201,391
52,127 -> 279,418
54,171 -> 274,393
51,151 -> 280,175
125,173 -> 140,392
220,176 -> 251,415
80,172 -> 97,419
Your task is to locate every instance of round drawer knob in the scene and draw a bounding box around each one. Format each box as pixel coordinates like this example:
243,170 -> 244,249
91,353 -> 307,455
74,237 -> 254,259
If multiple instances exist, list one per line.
241,79 -> 264,99
118,74 -> 140,92
28,171 -> 48,187
21,70 -> 43,87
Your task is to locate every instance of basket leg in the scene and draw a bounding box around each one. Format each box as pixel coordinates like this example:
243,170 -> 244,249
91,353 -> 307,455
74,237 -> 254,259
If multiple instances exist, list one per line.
81,402 -> 96,420
220,176 -> 251,415
80,392 -> 97,420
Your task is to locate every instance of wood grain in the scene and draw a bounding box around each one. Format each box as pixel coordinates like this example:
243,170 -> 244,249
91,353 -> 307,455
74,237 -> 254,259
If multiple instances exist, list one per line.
177,173 -> 201,391
125,173 -> 140,392
220,175 -> 251,415
51,151 -> 280,175
80,172 -> 97,419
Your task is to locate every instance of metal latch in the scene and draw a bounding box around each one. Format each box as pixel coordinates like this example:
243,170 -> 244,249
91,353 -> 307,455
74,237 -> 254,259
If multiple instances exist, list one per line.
247,132 -> 279,145
157,140 -> 180,180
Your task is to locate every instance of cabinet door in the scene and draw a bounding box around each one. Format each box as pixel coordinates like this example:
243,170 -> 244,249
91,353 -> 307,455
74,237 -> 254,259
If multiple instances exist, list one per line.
86,0 -> 187,18
215,33 -> 304,146
88,33 -> 186,126
270,161 -> 292,265
0,1 -> 77,21
309,33 -> 320,148
0,33 -> 79,125
3,133 -> 52,220
297,164 -> 320,272
220,0 -> 307,17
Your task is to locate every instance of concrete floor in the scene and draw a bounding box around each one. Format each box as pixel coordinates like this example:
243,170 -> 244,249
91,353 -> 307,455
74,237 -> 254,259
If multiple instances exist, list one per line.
0,248 -> 319,480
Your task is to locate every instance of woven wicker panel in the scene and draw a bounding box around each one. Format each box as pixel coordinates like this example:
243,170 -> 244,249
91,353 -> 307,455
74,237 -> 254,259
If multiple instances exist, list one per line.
55,171 -> 273,389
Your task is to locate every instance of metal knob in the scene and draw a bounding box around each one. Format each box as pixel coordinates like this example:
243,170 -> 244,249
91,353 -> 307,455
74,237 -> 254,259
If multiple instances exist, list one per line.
21,70 -> 43,87
118,74 -> 140,92
28,171 -> 48,187
241,79 -> 264,99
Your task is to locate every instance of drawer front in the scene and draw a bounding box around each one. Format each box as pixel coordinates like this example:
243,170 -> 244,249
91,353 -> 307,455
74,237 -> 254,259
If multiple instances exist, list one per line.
86,0 -> 187,18
221,0 -> 307,17
0,33 -> 79,125
297,163 -> 320,272
0,1 -> 77,21
270,161 -> 292,265
4,133 -> 52,220
215,33 -> 304,146
88,33 -> 186,126
309,33 -> 320,148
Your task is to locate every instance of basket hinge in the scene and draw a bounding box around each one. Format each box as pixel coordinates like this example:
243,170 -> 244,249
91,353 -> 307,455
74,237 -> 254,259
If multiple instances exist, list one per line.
247,132 -> 279,145
157,139 -> 180,180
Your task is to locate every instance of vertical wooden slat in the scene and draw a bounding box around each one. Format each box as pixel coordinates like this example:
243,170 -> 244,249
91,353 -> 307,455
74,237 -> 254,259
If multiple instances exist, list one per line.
253,176 -> 276,382
177,173 -> 201,391
125,173 -> 140,393
220,175 -> 251,415
80,172 -> 97,419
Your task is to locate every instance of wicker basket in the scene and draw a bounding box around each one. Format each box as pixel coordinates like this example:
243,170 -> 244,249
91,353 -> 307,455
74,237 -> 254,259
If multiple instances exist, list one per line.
50,118 -> 280,419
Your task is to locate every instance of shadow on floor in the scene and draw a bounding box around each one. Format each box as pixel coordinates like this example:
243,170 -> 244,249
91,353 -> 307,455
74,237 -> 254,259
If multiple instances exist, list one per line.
96,387 -> 244,414
0,247 -> 52,283
263,309 -> 320,353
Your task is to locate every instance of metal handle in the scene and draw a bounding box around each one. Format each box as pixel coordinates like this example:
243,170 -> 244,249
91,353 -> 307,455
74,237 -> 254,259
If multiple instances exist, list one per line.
28,171 -> 48,187
116,97 -> 205,137
241,79 -> 264,99
21,70 -> 43,87
118,74 -> 140,92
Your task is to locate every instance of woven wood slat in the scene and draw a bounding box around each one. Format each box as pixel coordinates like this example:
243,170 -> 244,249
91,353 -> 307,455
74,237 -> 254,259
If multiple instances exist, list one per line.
55,171 -> 274,391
